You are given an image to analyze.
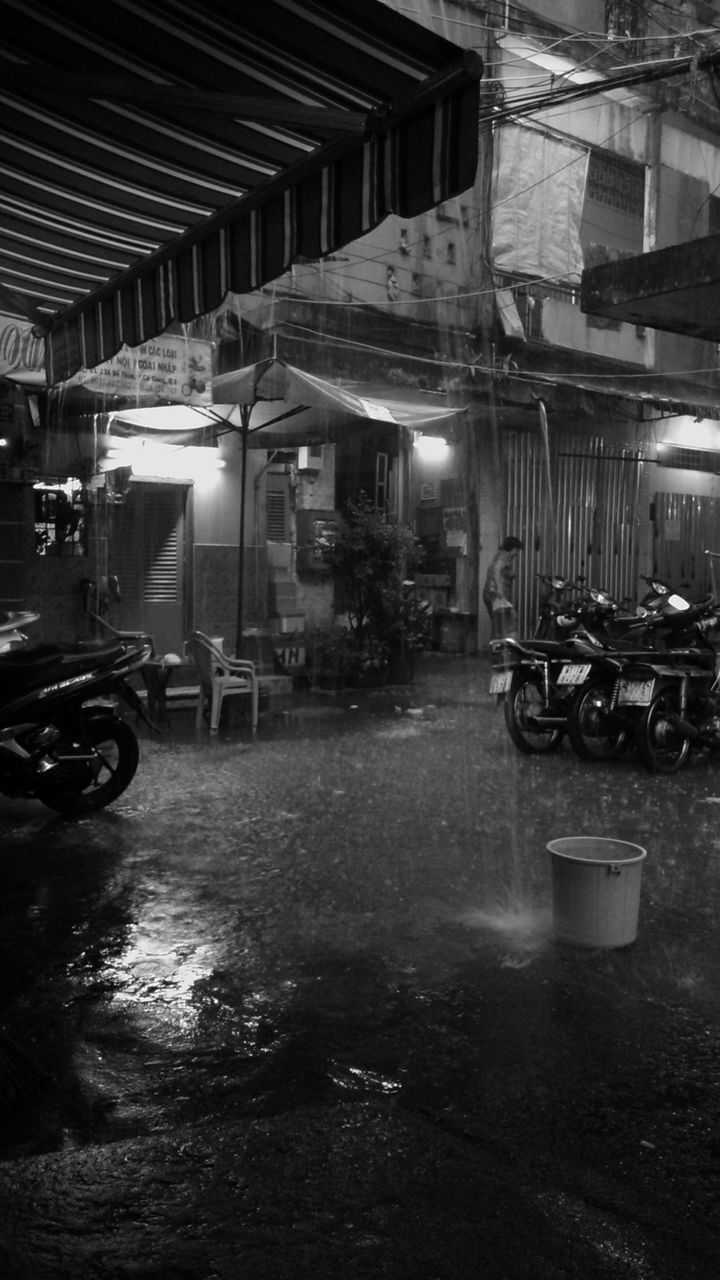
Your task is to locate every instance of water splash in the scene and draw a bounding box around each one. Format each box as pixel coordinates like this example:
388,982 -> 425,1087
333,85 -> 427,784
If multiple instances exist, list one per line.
457,902 -> 553,965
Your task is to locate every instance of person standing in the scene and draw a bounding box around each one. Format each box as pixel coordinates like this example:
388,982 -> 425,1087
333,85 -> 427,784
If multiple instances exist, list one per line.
483,536 -> 524,640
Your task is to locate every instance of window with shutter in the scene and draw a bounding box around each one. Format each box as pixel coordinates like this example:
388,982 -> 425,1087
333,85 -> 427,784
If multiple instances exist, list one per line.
266,474 -> 290,542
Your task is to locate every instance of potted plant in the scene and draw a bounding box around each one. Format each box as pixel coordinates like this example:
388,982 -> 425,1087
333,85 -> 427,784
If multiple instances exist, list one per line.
323,496 -> 431,686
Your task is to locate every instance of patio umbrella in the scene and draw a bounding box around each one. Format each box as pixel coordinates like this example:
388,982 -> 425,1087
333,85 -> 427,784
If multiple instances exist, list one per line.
115,358 -> 465,651
212,358 -> 466,651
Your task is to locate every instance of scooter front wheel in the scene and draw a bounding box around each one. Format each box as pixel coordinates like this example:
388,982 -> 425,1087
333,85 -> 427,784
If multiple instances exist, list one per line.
567,679 -> 629,762
504,674 -> 564,754
635,680 -> 692,774
35,713 -> 140,813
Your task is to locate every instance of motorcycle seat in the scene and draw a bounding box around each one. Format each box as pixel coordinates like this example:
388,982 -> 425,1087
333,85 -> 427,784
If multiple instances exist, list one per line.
519,639 -> 571,657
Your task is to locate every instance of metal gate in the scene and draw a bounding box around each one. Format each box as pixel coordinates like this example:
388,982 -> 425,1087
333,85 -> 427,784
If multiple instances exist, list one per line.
652,492 -> 720,599
504,430 -> 644,636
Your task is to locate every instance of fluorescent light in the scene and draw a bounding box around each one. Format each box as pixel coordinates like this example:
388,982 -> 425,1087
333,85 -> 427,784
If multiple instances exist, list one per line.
413,434 -> 449,461
105,437 -> 224,479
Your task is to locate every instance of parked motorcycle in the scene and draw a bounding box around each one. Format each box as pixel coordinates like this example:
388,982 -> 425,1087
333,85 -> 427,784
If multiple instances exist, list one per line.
533,573 -> 576,639
489,576 -> 693,761
560,578 -> 680,761
611,590 -> 720,773
491,626 -> 624,756
0,631 -> 152,813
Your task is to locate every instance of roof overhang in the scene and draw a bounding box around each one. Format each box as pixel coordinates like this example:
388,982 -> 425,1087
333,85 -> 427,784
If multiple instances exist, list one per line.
580,234 -> 720,341
0,0 -> 483,387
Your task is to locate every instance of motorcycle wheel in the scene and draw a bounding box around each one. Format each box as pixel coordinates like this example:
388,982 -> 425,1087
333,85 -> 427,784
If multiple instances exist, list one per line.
504,674 -> 564,753
35,713 -> 140,814
566,679 -> 629,762
635,681 -> 692,774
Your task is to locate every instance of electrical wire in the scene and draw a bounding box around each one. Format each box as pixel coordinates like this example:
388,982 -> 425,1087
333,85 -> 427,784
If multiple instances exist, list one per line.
245,17 -> 720,352
393,0 -> 720,46
312,106 -> 646,283
278,319 -> 720,389
484,57 -> 716,126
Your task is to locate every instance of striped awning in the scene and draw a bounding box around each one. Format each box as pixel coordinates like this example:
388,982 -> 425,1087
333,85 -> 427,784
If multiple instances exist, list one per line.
0,0 -> 482,386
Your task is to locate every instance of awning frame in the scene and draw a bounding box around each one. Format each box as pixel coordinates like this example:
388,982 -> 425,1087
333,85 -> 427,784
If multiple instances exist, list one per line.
42,52 -> 482,386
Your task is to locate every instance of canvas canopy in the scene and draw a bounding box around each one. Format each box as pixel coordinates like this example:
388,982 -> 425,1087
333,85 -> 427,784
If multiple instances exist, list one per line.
0,0 -> 482,386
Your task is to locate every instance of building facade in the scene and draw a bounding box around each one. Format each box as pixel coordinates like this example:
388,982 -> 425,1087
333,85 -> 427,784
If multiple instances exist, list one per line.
5,0 -> 720,662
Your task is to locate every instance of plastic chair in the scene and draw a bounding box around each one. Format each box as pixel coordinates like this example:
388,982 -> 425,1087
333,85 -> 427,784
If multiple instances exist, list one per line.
187,631 -> 258,735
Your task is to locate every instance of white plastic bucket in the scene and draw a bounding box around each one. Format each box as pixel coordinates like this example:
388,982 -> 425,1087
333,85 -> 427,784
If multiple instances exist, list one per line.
547,837 -> 647,948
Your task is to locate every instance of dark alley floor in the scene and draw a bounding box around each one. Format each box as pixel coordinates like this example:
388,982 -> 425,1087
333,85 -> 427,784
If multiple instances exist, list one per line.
0,653 -> 718,1278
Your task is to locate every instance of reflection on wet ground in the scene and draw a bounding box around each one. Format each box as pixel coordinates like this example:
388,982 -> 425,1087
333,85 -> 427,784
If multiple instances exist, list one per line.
0,655 -> 719,1277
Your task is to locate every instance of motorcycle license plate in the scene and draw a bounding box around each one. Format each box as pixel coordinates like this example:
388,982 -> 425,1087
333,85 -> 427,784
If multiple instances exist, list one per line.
618,677 -> 655,706
556,663 -> 591,686
489,670 -> 512,695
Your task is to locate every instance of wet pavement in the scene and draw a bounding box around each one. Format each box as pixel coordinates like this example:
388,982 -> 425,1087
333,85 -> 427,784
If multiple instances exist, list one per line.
1,653 -> 719,1279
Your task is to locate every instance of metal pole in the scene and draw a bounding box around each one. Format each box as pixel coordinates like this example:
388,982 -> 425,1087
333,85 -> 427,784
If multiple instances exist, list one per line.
235,406 -> 250,656
537,398 -> 555,568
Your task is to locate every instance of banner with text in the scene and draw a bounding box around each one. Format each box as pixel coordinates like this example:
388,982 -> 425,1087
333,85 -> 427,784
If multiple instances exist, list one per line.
70,336 -> 213,404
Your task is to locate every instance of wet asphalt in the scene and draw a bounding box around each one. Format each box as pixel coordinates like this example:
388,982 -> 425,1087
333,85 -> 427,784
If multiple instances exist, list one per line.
0,653 -> 719,1279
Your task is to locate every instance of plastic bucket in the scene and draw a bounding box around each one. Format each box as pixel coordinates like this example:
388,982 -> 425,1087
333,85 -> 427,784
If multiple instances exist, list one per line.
547,837 -> 647,948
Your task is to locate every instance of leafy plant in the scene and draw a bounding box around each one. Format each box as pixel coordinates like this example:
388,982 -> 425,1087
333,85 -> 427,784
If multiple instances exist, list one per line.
322,495 -> 431,683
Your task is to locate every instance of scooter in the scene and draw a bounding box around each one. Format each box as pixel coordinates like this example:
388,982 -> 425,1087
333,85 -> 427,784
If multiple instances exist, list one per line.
0,631 -> 152,813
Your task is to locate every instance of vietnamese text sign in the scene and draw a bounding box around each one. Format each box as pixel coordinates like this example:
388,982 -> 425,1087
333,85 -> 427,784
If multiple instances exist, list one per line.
72,336 -> 213,404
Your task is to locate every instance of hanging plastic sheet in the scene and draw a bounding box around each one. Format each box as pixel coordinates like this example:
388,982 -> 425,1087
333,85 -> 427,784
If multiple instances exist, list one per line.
492,122 -> 589,282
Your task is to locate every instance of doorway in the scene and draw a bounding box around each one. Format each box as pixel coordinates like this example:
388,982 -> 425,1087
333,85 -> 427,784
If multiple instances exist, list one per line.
109,481 -> 187,655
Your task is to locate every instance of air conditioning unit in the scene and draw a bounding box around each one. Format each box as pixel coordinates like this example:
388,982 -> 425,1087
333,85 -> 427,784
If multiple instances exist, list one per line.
298,445 -> 323,471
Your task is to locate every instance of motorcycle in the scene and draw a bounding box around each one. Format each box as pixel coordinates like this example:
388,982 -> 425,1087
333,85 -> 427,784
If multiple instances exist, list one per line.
490,625 -> 625,757
0,630 -> 152,813
559,578 -> 680,762
533,573 -> 577,640
488,574 -> 633,756
489,576 -> 692,761
610,590 -> 720,773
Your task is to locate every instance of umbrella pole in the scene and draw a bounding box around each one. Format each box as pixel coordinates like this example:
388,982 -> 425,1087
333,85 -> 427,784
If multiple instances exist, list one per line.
235,409 -> 250,656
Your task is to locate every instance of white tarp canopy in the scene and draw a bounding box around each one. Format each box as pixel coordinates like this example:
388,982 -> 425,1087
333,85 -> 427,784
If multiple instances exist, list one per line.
110,358 -> 465,447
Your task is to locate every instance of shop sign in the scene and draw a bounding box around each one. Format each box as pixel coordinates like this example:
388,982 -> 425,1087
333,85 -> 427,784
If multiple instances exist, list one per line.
0,315 -> 46,384
70,336 -> 213,404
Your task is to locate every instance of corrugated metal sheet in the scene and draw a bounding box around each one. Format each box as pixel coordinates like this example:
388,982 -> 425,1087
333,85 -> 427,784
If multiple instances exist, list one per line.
504,430 -> 643,635
653,492 -> 720,598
